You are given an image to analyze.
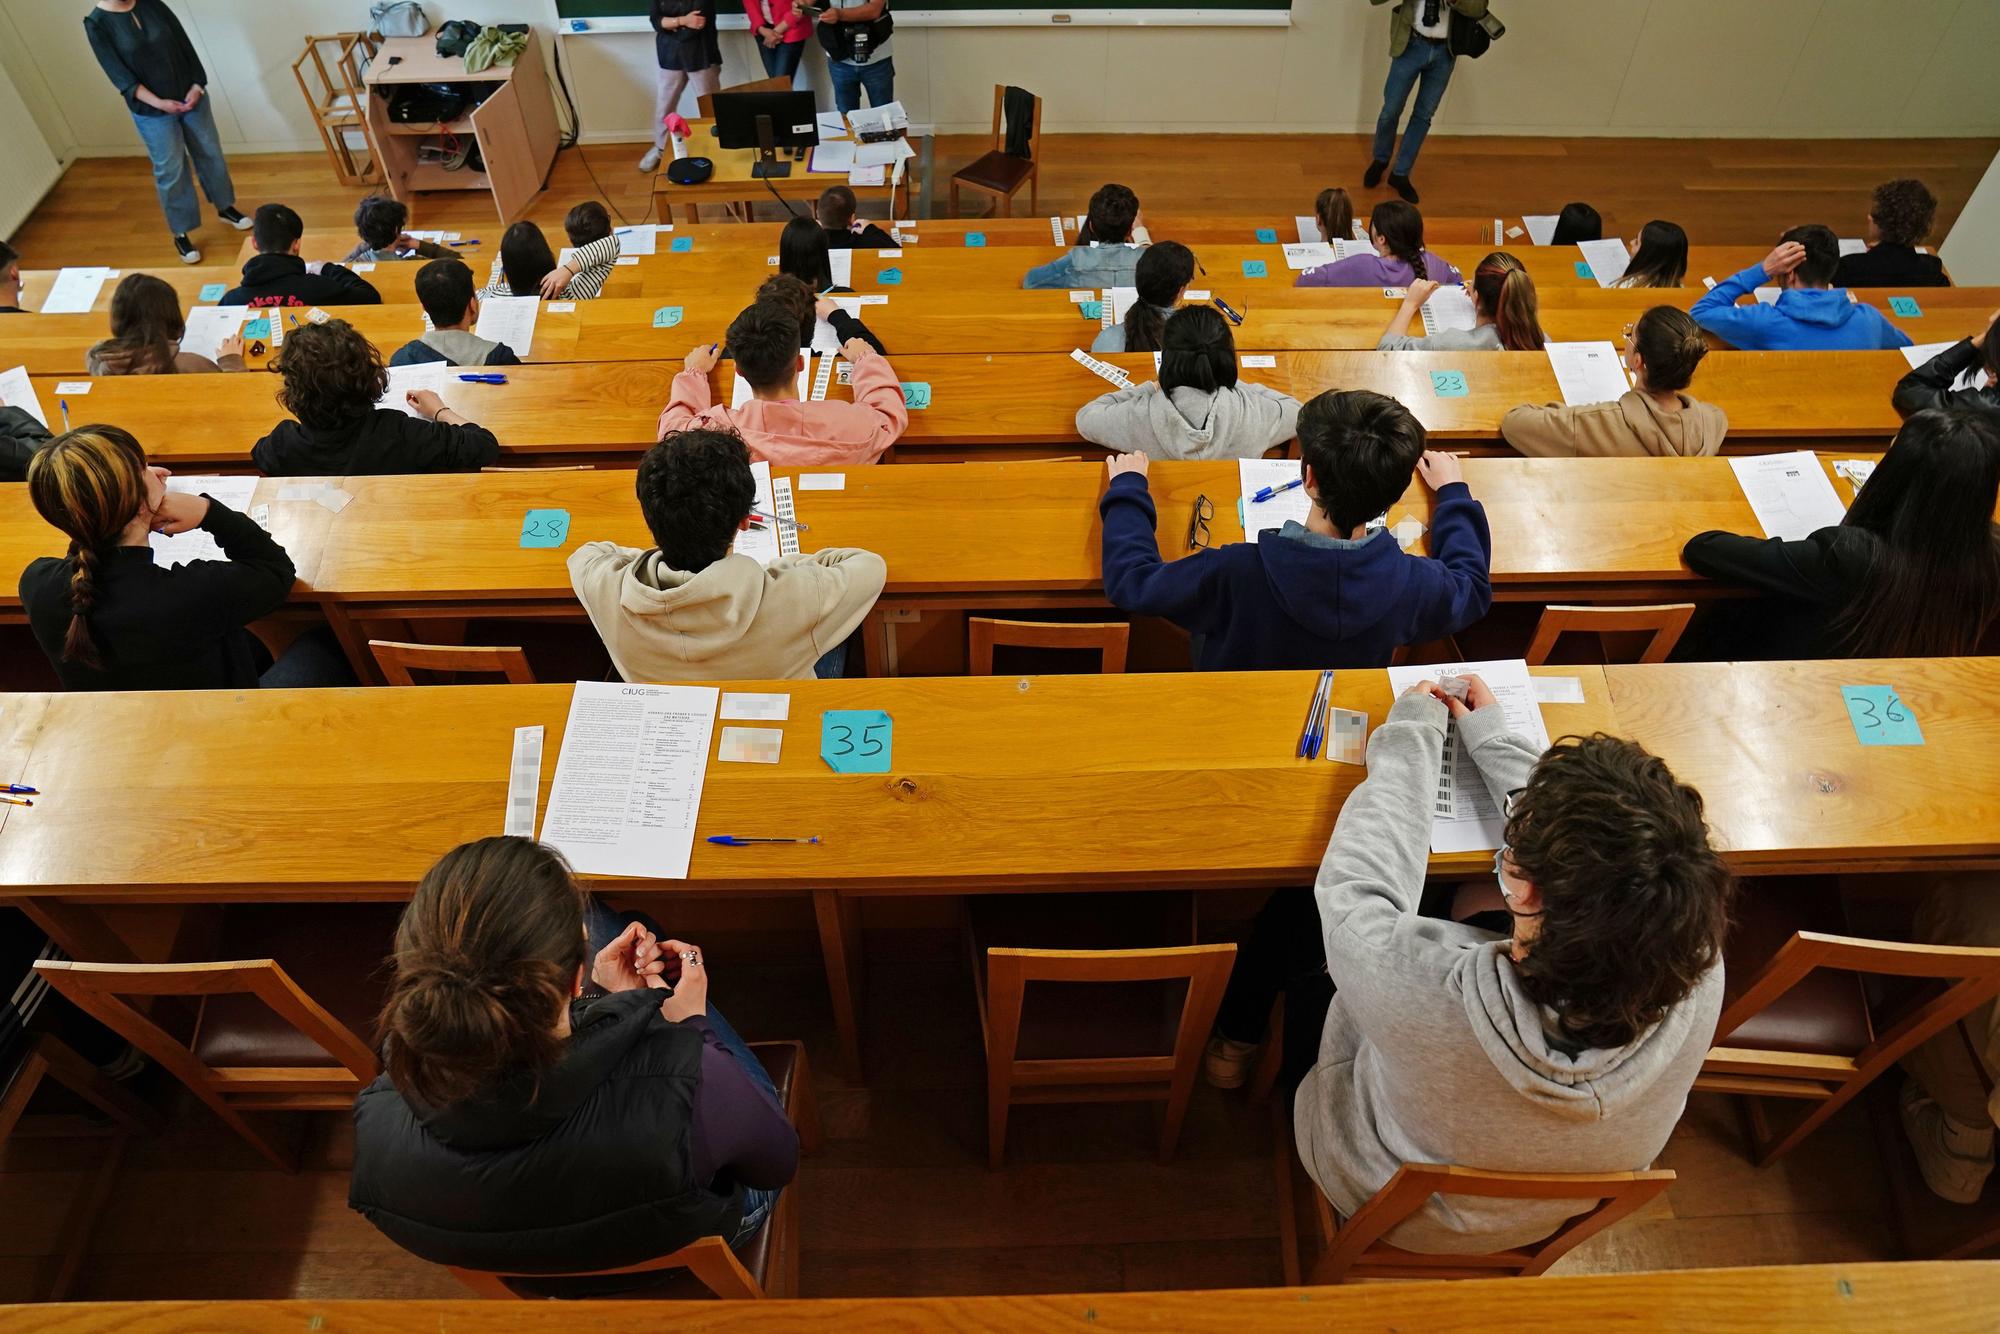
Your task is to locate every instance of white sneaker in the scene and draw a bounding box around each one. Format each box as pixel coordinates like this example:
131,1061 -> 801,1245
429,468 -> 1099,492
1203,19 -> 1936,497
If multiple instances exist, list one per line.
173,234 -> 202,264
1204,1033 -> 1260,1089
1900,1080 -> 1995,1205
638,146 -> 663,173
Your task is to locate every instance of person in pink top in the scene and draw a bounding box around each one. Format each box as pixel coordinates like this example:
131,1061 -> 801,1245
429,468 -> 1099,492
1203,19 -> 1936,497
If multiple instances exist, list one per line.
662,301 -> 908,467
745,0 -> 813,83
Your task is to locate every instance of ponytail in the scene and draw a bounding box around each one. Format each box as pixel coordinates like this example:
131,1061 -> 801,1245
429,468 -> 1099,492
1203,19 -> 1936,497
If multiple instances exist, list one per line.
1126,241 -> 1196,353
25,425 -> 151,671
63,544 -> 103,668
1369,200 -> 1427,284
1630,305 -> 1707,393
1314,187 -> 1354,244
1472,252 -> 1546,351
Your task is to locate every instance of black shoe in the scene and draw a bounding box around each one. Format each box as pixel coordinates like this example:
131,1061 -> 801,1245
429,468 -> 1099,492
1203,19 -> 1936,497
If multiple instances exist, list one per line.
1388,173 -> 1419,204
218,205 -> 251,230
173,233 -> 202,264
1363,159 -> 1388,188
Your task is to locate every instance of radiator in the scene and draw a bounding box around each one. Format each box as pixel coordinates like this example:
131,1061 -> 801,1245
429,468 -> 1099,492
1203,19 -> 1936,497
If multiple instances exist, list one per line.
0,59 -> 61,238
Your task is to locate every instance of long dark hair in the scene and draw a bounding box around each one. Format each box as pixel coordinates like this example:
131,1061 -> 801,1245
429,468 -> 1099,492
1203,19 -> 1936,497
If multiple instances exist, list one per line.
92,274 -> 186,374
25,425 -> 150,669
1614,220 -> 1689,289
1471,252 -> 1545,351
1369,201 -> 1427,283
497,222 -> 557,297
1314,188 -> 1354,243
1550,202 -> 1602,245
1836,408 -> 2000,657
1159,305 -> 1236,395
779,216 -> 834,291
1124,241 -> 1195,353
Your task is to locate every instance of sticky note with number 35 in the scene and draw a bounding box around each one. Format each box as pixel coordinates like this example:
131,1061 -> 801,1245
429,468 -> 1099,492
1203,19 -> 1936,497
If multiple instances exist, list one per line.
822,710 -> 892,773
1841,685 -> 1923,746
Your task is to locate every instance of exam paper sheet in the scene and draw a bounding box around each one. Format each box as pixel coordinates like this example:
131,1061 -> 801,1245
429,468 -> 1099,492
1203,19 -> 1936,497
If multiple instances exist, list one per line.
1384,659 -> 1551,854
1419,285 -> 1478,336
1728,451 -> 1849,541
1521,215 -> 1559,246
1544,341 -> 1630,406
474,295 -> 540,355
539,681 -> 719,879
380,363 -> 448,417
180,307 -> 248,364
39,267 -> 114,315
1576,238 -> 1631,286
149,475 -> 260,568
0,365 -> 47,427
1901,341 -> 1989,391
1239,458 -> 1308,540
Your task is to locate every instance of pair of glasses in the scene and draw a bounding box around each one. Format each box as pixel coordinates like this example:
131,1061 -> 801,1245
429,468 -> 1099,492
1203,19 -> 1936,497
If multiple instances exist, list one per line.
1186,494 -> 1215,552
1620,322 -> 1636,340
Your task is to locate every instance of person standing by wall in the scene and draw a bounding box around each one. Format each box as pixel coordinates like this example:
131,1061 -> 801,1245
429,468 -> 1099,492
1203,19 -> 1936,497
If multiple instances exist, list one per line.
639,0 -> 723,173
745,0 -> 812,86
800,0 -> 894,116
84,0 -> 250,264
1364,0 -> 1488,205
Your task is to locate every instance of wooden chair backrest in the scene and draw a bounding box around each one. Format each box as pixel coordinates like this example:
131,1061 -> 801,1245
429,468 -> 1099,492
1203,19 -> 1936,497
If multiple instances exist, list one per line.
370,641 -> 536,686
697,75 -> 796,121
968,618 -> 1129,675
1524,604 -> 1695,666
451,1235 -> 764,1300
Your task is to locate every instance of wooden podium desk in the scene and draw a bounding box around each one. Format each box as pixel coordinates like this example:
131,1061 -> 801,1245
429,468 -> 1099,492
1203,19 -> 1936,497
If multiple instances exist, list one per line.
652,119 -> 919,225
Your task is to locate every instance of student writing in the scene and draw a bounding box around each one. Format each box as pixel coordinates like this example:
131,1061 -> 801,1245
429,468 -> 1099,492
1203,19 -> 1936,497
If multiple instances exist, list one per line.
345,194 -> 461,264
759,273 -> 886,356
87,272 -> 244,375
1378,252 -> 1545,351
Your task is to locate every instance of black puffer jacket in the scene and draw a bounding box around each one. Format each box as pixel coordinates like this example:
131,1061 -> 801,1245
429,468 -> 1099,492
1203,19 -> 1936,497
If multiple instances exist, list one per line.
0,407 -> 52,482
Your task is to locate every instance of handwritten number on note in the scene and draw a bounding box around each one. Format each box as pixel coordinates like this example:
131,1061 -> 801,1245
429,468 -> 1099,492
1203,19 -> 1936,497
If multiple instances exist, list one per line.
1841,685 -> 1923,746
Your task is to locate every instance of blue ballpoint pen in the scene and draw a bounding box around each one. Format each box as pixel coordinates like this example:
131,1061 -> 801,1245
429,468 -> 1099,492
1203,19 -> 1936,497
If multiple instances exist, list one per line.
707,835 -> 821,846
1296,670 -> 1330,759
59,400 -> 70,430
1251,477 -> 1303,504
2,784 -> 35,795
458,373 -> 508,384
1307,671 -> 1336,760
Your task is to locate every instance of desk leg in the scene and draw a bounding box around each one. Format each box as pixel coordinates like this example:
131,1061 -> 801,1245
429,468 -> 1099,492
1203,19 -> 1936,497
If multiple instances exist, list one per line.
5,898 -> 139,965
323,605 -> 383,686
813,890 -> 865,1079
862,608 -> 900,678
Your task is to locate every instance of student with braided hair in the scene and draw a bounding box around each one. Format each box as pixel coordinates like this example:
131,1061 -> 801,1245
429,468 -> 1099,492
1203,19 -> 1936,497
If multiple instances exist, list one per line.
1297,201 -> 1461,289
1378,251 -> 1546,351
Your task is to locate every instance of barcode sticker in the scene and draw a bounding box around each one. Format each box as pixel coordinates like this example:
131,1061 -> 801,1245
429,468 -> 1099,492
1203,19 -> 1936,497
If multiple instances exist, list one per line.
1070,347 -> 1133,389
1049,215 -> 1065,244
505,725 -> 545,837
772,478 -> 800,557
810,353 -> 834,402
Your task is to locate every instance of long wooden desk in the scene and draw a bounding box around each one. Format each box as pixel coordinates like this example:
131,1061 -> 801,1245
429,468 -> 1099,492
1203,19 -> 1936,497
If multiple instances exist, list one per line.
9,1264 -> 1995,1331
654,119 -> 918,224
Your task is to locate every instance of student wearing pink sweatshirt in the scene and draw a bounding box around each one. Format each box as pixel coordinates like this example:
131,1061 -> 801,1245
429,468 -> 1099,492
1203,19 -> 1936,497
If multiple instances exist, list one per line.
661,300 -> 908,467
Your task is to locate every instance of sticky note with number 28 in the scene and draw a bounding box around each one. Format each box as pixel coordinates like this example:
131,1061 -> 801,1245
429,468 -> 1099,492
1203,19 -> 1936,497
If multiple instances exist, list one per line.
520,509 -> 570,549
821,710 -> 892,773
1841,685 -> 1923,746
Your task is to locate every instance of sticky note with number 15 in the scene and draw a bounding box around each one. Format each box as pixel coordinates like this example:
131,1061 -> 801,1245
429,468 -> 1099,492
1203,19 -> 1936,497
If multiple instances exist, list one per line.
821,710 -> 892,773
1841,685 -> 1923,746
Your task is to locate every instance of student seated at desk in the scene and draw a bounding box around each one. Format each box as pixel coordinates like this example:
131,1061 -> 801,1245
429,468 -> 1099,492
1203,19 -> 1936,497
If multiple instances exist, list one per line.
779,215 -> 846,293
540,202 -> 622,301
0,404 -> 51,481
1892,312 -> 1999,419
20,425 -> 350,689
344,194 -> 462,264
0,240 -> 22,313
251,320 -> 500,476
1311,186 -> 1354,243
1610,220 -> 1688,289
1022,183 -> 1147,290
758,273 -> 885,356
222,203 -> 381,309
1680,408 -> 2000,660
1378,253 -> 1545,351
351,836 -> 799,1277
816,184 -> 895,250
1078,305 -> 1300,460
1091,240 -> 1194,355
568,428 -> 886,681
1549,201 -> 1602,246
1835,178 -> 1948,289
1210,676 -> 1730,1255
482,222 -> 559,300
86,273 -> 244,375
1690,228 -> 1911,352
389,260 -> 523,368
1097,388 -> 1490,670
663,301 -> 906,467
1296,200 -> 1462,289
1501,306 -> 1726,458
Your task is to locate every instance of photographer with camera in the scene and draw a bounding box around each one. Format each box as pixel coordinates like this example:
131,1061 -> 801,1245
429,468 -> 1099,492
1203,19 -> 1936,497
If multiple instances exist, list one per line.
797,0 -> 894,116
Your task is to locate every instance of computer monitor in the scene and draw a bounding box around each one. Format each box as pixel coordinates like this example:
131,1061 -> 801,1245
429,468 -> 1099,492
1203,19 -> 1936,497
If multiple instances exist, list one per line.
711,90 -> 820,179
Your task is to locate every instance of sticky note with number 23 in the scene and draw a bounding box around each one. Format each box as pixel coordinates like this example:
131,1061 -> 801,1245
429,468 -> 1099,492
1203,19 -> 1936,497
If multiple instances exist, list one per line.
1430,370 -> 1468,398
1841,685 -> 1923,746
821,710 -> 893,773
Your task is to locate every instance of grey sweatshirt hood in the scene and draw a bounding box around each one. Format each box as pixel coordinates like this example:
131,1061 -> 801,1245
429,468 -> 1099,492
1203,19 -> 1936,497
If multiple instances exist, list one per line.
1075,381 -> 1302,462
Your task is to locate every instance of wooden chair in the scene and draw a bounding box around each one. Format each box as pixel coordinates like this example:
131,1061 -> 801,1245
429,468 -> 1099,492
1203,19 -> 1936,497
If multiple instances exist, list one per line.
293,34 -> 380,187
968,618 -> 1129,676
695,75 -> 795,121
1524,604 -> 1695,666
32,906 -> 399,1171
449,1041 -> 817,1300
950,85 -> 1041,218
967,891 -> 1233,1168
370,640 -> 536,686
1698,879 -> 2000,1167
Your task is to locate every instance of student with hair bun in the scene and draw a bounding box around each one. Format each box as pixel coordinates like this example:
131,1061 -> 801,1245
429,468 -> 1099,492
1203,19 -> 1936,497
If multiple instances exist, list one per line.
1297,200 -> 1461,289
1378,251 -> 1545,351
1092,240 -> 1195,354
1502,306 -> 1727,457
1077,305 -> 1301,460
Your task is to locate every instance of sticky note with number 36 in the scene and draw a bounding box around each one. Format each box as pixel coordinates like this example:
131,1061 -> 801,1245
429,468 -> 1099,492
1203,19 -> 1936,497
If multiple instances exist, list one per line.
822,710 -> 892,773
1841,685 -> 1923,746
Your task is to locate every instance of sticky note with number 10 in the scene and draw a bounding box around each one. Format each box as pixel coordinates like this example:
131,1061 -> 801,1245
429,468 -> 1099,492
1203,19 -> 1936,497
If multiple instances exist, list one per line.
1841,685 -> 1923,746
822,710 -> 892,773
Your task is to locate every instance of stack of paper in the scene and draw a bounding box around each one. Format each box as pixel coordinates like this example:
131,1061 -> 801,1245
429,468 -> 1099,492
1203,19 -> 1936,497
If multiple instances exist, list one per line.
847,100 -> 909,139
539,682 -> 719,879
810,141 -> 856,173
39,266 -> 114,315
1544,342 -> 1631,406
1728,452 -> 1849,541
1383,659 -> 1552,853
150,475 -> 259,568
1419,285 -> 1478,336
1239,458 -> 1309,540
1576,238 -> 1631,287
474,295 -> 540,355
0,365 -> 48,427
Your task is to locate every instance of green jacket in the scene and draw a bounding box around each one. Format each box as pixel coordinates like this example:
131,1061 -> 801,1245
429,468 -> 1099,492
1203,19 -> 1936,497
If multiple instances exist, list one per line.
1373,0 -> 1490,58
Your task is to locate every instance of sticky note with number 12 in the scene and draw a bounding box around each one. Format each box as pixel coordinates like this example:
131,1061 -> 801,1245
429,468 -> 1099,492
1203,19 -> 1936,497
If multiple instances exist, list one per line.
1841,685 -> 1923,746
822,710 -> 892,773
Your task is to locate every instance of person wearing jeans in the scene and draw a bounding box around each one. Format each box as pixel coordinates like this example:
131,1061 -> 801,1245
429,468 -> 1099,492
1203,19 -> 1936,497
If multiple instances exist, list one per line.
641,0 -> 724,173
804,0 -> 895,115
1364,0 -> 1487,204
745,0 -> 812,84
84,0 -> 249,263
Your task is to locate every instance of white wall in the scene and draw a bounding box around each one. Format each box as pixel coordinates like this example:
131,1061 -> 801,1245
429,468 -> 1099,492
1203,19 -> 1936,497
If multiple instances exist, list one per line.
0,54 -> 63,236
6,0 -> 1998,158
1941,149 -> 2000,286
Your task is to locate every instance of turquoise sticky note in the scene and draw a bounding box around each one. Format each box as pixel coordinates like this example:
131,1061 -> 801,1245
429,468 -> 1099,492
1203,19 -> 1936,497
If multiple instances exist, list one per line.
652,306 -> 683,328
670,236 -> 693,253
241,317 -> 271,339
1841,685 -> 1923,746
1080,300 -> 1103,321
198,282 -> 226,302
1430,369 -> 1469,398
1255,227 -> 1278,243
965,232 -> 986,247
901,381 -> 931,409
821,709 -> 892,773
878,267 -> 903,285
1888,296 -> 1922,317
1574,261 -> 1593,279
519,508 -> 570,549
1243,260 -> 1268,279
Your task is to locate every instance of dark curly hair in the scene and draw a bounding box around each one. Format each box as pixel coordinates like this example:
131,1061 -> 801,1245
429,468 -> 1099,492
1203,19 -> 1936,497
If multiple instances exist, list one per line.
274,320 -> 389,430
1869,178 -> 1938,248
1080,183 -> 1140,245
1506,733 -> 1733,1051
637,428 -> 758,572
564,200 -> 612,247
353,194 -> 409,252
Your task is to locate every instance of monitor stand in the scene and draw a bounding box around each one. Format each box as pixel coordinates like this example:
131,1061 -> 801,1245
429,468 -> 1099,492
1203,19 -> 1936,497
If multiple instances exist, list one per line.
751,113 -> 792,178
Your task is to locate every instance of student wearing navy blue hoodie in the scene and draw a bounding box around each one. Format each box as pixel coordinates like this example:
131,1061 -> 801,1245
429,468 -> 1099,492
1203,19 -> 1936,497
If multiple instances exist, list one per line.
1690,226 -> 1910,352
1098,387 -> 1491,671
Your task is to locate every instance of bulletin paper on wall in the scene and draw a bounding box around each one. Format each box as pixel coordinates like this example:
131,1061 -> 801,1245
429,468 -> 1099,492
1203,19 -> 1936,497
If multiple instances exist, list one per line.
1384,659 -> 1551,854
539,682 -> 720,880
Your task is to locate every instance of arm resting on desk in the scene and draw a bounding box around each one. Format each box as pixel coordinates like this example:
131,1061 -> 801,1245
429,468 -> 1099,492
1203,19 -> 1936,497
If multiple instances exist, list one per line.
1097,471 -> 1230,636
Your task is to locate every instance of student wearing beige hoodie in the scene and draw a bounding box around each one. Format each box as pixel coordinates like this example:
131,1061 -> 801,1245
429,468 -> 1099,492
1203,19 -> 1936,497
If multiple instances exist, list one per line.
1501,306 -> 1728,459
568,428 -> 886,682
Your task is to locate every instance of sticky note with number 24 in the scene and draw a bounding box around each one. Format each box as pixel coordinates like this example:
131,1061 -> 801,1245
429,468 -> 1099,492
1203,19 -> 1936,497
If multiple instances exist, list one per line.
1841,685 -> 1923,746
822,710 -> 892,773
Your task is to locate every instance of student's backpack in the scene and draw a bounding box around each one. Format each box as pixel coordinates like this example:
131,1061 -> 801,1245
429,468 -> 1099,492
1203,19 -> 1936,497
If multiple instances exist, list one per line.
1448,8 -> 1505,59
369,1 -> 429,38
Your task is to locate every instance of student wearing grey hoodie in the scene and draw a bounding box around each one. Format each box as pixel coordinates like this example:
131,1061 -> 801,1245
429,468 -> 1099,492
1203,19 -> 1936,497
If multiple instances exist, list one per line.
1077,307 -> 1300,461
1215,675 -> 1731,1253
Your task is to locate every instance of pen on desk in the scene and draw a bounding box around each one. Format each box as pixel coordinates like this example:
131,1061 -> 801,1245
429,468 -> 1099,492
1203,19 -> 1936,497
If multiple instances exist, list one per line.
1250,478 -> 1304,504
458,373 -> 508,384
59,400 -> 70,431
749,509 -> 810,532
707,835 -> 820,846
1296,669 -> 1330,760
0,795 -> 31,808
3,784 -> 37,795
1306,671 -> 1336,761
1212,295 -> 1244,326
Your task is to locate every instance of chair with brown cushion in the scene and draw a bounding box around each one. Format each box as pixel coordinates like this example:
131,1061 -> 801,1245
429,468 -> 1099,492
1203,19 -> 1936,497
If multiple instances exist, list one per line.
1524,604 -> 1696,666
950,85 -> 1041,218
369,640 -> 536,685
968,618 -> 1129,676
967,891 -> 1234,1168
449,1040 -> 817,1300
33,905 -> 401,1171
1698,877 -> 2000,1167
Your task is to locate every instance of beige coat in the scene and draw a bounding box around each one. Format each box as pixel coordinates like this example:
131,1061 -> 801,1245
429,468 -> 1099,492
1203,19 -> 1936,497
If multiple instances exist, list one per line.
1500,390 -> 1728,459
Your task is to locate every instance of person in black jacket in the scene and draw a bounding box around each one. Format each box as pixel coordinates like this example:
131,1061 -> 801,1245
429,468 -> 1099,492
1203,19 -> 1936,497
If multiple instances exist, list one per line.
0,406 -> 52,482
1680,408 -> 2000,661
18,424 -> 350,690
1892,312 -> 1999,420
815,184 -> 895,250
223,203 -> 381,309
251,320 -> 499,476
778,215 -> 843,293
350,837 -> 798,1279
756,273 -> 885,357
0,240 -> 23,313
1835,179 -> 1950,289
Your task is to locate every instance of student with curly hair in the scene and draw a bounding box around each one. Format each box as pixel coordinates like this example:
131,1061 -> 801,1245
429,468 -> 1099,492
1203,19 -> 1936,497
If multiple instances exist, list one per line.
250,319 -> 499,475
1835,178 -> 1949,289
344,194 -> 461,264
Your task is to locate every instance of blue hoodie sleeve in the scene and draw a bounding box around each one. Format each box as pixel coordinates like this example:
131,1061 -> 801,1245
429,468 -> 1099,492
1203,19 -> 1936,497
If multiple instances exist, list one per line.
1689,263 -> 1771,349
1402,482 -> 1493,642
1098,471 -> 1228,634
1868,307 -> 1914,350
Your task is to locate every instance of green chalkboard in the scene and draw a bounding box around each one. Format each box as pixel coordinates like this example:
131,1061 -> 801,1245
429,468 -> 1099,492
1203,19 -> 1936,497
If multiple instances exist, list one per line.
557,0 -> 1285,15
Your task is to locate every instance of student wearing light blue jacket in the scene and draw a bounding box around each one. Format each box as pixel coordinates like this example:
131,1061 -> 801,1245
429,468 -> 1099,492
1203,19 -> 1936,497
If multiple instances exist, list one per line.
1690,225 -> 1911,352
1023,183 -> 1147,290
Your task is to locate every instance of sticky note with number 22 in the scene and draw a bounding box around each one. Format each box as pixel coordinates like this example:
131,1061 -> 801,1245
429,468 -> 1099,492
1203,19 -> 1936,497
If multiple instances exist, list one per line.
1841,685 -> 1923,746
821,710 -> 893,773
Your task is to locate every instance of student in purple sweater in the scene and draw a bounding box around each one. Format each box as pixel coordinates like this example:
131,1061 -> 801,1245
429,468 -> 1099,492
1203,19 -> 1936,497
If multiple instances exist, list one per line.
1296,200 -> 1462,290
1098,388 -> 1491,670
